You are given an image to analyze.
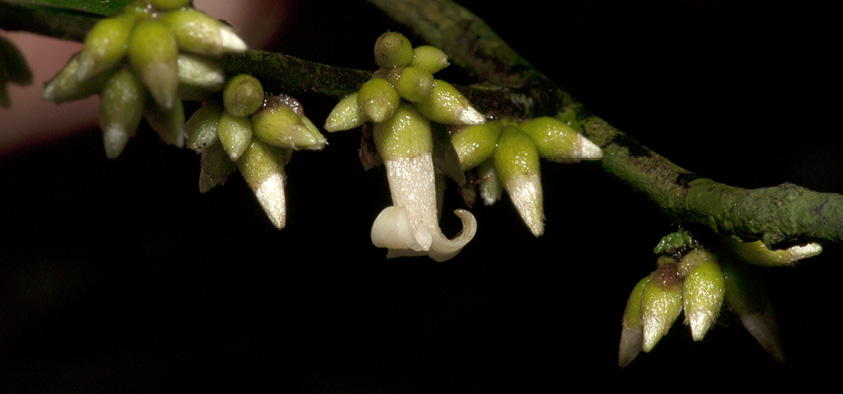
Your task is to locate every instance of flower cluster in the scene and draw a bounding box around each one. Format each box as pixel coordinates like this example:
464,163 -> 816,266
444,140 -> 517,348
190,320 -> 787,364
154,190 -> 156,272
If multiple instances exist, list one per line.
325,32 -> 486,262
189,74 -> 325,229
618,231 -> 822,367
41,0 -> 248,158
450,116 -> 602,236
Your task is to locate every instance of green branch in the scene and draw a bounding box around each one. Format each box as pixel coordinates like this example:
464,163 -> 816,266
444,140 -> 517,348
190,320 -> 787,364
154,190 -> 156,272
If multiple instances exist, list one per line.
4,0 -> 842,247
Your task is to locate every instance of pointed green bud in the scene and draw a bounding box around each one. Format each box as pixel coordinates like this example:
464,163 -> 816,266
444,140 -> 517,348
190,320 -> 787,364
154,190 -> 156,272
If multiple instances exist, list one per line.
374,32 -> 414,69
726,238 -> 822,267
619,275 -> 652,368
517,117 -> 602,162
493,127 -> 543,236
161,7 -> 248,56
129,19 -> 179,111
721,259 -> 785,362
641,262 -> 683,352
145,0 -> 191,10
477,159 -> 502,206
679,249 -> 725,341
222,74 -> 264,117
42,54 -> 114,103
236,139 -> 287,229
378,66 -> 435,103
324,92 -> 367,132
450,121 -> 503,171
77,14 -> 136,82
217,110 -> 253,160
98,67 -> 145,159
251,95 -> 326,150
357,77 -> 400,123
144,96 -> 185,147
186,101 -> 223,152
177,53 -> 225,93
199,141 -> 236,193
411,45 -> 449,74
372,102 -> 432,161
414,79 -> 485,125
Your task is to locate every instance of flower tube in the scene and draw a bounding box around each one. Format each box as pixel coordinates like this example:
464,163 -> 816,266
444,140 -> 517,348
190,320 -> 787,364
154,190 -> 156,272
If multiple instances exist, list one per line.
370,103 -> 477,262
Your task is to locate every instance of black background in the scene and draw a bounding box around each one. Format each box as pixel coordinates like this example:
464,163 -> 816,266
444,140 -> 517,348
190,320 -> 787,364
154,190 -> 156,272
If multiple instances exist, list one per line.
2,0 -> 842,392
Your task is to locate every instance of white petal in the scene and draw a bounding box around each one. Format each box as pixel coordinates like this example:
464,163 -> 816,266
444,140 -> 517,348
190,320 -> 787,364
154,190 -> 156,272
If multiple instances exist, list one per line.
371,205 -> 432,252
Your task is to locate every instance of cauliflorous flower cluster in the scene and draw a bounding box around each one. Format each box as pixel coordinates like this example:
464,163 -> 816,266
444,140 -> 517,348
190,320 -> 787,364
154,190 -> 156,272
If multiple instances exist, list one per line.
42,0 -> 248,158
618,231 -> 822,367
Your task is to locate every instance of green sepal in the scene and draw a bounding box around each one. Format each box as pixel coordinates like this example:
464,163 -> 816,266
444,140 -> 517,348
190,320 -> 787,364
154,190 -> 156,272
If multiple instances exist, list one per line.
250,97 -> 326,150
42,53 -> 115,104
379,66 -> 435,103
77,13 -> 137,81
98,66 -> 145,158
217,110 -> 253,160
160,7 -> 247,56
236,139 -> 288,229
222,73 -> 264,117
185,100 -> 223,152
357,77 -> 400,123
413,79 -> 485,125
680,249 -> 725,341
411,45 -> 449,74
373,31 -> 414,69
128,18 -> 179,111
372,102 -> 432,161
619,275 -> 652,367
641,262 -> 683,352
324,92 -> 367,132
177,53 -> 225,94
450,120 -> 502,171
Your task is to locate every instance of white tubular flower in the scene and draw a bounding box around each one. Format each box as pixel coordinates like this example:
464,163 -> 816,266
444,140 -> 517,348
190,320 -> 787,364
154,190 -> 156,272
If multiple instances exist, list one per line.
369,103 -> 477,262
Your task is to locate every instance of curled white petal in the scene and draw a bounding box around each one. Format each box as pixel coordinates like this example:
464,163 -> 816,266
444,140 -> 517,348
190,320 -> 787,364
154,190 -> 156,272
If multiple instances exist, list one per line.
371,155 -> 477,261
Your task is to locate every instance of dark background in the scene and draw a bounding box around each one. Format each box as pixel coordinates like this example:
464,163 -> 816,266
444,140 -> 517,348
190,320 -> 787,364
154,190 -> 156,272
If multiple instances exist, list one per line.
2,0 -> 842,392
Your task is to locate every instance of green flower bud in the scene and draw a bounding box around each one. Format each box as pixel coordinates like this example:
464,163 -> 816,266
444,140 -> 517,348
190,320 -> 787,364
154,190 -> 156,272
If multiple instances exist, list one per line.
145,0 -> 191,10
477,159 -> 502,206
450,121 -> 503,171
411,45 -> 449,74
98,66 -> 145,159
222,74 -> 264,117
493,127 -> 543,236
379,66 -> 435,103
517,117 -> 602,162
680,249 -> 725,341
641,262 -> 683,352
177,53 -> 225,93
374,32 -> 414,69
217,110 -> 253,160
185,101 -> 223,152
198,140 -> 236,193
77,14 -> 136,82
414,79 -> 485,125
160,7 -> 247,56
129,19 -> 179,111
236,139 -> 287,229
372,102 -> 432,161
144,96 -> 185,148
619,275 -> 652,368
251,96 -> 326,150
721,259 -> 785,362
42,54 -> 114,103
357,77 -> 401,123
324,92 -> 367,132
725,238 -> 822,267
